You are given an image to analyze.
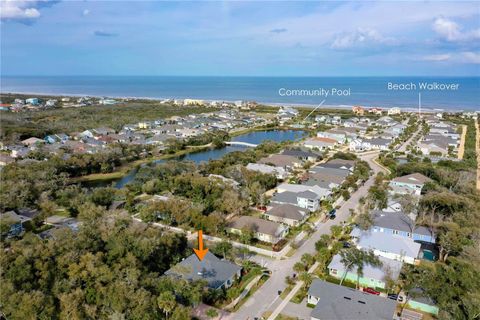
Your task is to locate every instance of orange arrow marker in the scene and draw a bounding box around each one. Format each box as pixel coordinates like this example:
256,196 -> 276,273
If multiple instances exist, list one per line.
193,230 -> 208,261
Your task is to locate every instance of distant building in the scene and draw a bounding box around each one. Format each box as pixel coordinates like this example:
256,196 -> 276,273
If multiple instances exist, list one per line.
26,98 -> 40,105
352,106 -> 365,115
387,107 -> 401,115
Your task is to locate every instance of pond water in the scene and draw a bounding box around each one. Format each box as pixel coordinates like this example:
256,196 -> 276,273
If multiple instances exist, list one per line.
86,129 -> 306,189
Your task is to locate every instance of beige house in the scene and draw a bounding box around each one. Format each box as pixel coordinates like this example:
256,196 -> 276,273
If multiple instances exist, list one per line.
264,204 -> 308,227
227,216 -> 289,244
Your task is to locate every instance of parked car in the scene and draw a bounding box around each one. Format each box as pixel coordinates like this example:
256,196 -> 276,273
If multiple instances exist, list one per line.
388,293 -> 404,302
363,287 -> 381,295
328,209 -> 336,219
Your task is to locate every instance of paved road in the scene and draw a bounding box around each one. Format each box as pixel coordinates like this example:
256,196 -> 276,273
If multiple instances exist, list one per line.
229,152 -> 386,319
397,126 -> 421,152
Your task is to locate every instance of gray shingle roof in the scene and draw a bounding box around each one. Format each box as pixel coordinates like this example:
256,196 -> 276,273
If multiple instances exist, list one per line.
328,254 -> 402,283
352,228 -> 421,258
308,279 -> 397,320
373,211 -> 434,237
265,204 -> 307,221
271,191 -> 299,205
392,173 -> 432,185
228,216 -> 286,237
164,252 -> 241,290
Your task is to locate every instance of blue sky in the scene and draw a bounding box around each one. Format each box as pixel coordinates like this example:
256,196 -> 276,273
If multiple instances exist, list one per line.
1,1 -> 479,76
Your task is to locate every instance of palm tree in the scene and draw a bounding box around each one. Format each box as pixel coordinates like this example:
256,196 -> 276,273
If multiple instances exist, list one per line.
339,248 -> 381,286
157,291 -> 177,319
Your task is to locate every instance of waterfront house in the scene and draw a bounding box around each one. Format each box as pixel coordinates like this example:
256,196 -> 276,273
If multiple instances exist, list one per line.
372,211 -> 435,244
303,137 -> 337,151
351,228 -> 421,264
258,154 -> 303,171
317,131 -> 347,144
307,279 -> 397,320
281,149 -> 320,162
165,252 -> 242,290
264,203 -> 308,226
227,216 -> 288,244
328,253 -> 403,289
389,173 -> 432,196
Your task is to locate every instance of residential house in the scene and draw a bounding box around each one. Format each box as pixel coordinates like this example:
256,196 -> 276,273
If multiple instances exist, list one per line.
258,154 -> 302,170
388,107 -> 401,115
264,204 -> 308,226
372,211 -> 435,244
277,183 -> 331,202
281,149 -> 320,162
304,137 -> 337,150
21,137 -> 45,147
246,163 -> 288,180
227,216 -> 289,244
367,138 -> 391,151
317,159 -> 355,172
0,211 -> 30,238
351,228 -> 421,264
389,173 -> 432,196
26,98 -> 40,105
407,288 -> 440,316
352,106 -> 366,115
307,279 -> 397,320
165,252 -> 242,290
328,254 -> 402,289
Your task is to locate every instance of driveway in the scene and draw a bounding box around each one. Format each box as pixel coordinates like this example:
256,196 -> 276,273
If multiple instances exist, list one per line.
229,152 -> 385,319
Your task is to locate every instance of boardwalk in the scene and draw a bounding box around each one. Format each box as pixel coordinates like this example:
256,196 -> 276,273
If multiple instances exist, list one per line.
458,124 -> 467,160
476,120 -> 480,191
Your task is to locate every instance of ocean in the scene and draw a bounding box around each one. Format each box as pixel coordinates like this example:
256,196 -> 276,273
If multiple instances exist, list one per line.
1,76 -> 479,111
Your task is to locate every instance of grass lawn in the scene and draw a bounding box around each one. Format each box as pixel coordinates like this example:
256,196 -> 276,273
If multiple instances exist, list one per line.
275,315 -> 298,320
280,284 -> 294,300
231,274 -> 270,312
290,286 -> 307,304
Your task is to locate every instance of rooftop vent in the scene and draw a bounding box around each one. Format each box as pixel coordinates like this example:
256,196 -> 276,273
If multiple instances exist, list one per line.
343,297 -> 352,300
358,301 -> 366,304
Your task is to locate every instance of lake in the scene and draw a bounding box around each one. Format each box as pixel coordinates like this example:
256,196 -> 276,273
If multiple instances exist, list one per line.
87,129 -> 306,188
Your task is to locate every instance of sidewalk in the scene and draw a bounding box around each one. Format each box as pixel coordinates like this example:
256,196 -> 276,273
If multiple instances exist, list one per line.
225,274 -> 263,310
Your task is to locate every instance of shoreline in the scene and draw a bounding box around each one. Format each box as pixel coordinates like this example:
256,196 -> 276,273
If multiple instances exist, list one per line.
0,90 -> 472,113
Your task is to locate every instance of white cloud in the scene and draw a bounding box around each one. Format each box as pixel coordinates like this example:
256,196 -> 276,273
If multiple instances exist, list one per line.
416,52 -> 480,64
432,17 -> 480,42
421,54 -> 451,62
331,28 -> 396,49
0,0 -> 58,22
462,52 -> 480,64
82,9 -> 90,16
1,1 -> 41,20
